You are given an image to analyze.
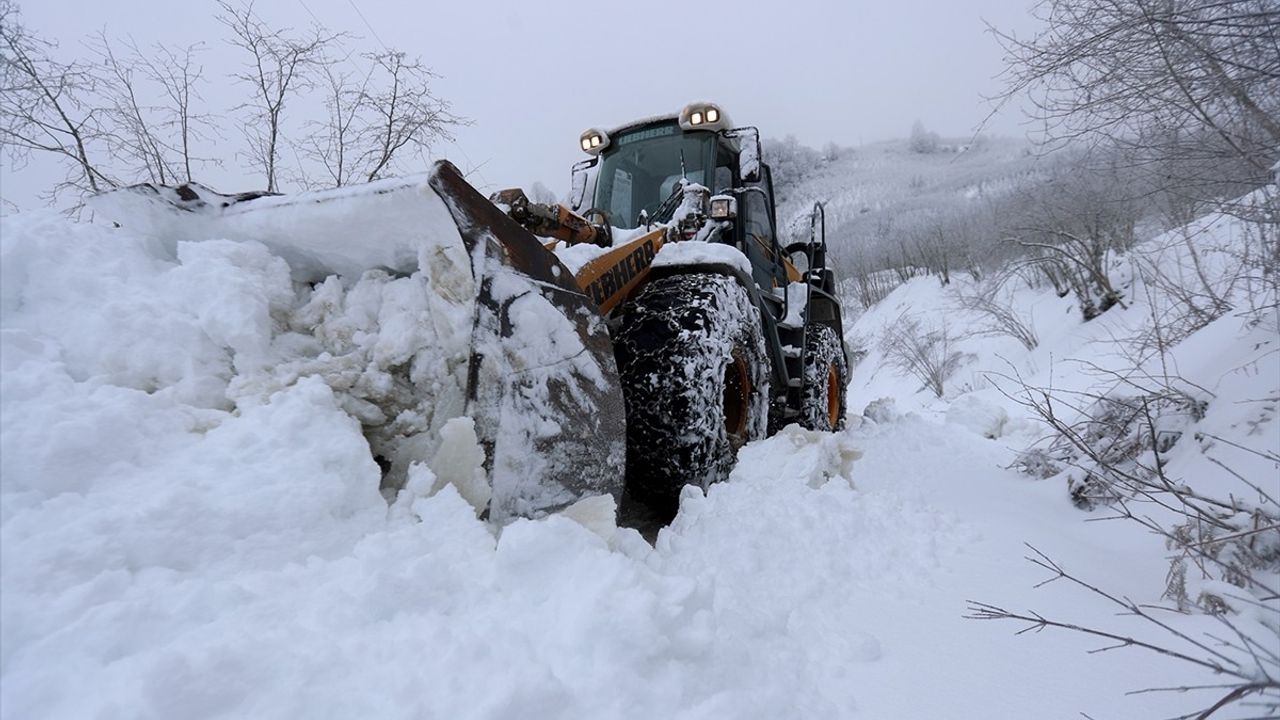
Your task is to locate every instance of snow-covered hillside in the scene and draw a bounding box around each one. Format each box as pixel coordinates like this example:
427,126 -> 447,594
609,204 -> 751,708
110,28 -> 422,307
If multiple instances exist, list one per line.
1,186 -> 1276,718
769,136 -> 1040,243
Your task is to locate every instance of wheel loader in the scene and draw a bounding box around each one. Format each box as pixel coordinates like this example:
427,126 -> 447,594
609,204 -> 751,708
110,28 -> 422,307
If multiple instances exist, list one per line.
92,101 -> 848,525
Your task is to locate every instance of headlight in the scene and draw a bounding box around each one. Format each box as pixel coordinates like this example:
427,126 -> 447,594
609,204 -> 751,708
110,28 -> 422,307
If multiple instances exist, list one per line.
709,195 -> 737,220
579,128 -> 610,156
679,102 -> 730,131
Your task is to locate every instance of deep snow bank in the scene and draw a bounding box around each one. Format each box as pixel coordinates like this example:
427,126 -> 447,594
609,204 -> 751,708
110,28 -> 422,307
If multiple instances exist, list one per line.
3,197 -> 1270,718
1,205 -> 478,500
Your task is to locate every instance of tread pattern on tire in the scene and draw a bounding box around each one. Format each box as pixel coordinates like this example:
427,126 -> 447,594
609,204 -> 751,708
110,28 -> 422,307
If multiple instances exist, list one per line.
799,322 -> 848,432
614,273 -> 770,510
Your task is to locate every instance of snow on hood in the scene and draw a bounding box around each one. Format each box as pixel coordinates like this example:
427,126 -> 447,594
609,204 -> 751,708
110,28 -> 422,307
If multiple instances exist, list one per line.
651,239 -> 752,277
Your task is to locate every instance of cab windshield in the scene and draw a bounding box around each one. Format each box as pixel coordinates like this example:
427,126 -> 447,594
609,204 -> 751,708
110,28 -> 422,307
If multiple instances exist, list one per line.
593,125 -> 717,229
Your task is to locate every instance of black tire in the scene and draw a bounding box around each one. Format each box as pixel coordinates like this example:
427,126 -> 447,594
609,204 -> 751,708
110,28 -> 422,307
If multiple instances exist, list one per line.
799,323 -> 848,432
614,273 -> 770,516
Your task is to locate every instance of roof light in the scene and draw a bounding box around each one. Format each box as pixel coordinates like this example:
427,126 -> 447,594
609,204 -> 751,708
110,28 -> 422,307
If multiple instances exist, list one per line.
678,102 -> 731,132
579,128 -> 610,156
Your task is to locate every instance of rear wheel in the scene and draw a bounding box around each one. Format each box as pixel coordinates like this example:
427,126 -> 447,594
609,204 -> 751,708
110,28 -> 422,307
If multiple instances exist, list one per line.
614,273 -> 770,519
799,323 -> 848,432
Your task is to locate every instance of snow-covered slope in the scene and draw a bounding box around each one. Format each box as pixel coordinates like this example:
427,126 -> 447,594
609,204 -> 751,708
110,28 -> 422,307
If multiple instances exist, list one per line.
2,189 -> 1276,718
770,136 -> 1041,243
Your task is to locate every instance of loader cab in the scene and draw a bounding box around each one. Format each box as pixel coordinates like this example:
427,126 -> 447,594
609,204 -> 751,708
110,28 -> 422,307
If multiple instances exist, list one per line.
578,107 -> 782,288
590,122 -> 719,230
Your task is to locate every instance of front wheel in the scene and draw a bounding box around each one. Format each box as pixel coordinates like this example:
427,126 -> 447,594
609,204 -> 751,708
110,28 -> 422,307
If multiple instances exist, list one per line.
613,273 -> 770,518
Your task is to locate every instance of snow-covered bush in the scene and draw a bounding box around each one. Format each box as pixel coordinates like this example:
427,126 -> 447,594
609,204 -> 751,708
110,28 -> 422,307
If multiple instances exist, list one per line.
977,183 -> 1280,718
908,120 -> 940,154
955,279 -> 1038,350
879,315 -> 969,398
1021,391 -> 1206,510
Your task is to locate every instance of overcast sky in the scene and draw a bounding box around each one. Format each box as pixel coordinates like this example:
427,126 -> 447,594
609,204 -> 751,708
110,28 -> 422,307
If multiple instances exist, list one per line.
3,0 -> 1039,207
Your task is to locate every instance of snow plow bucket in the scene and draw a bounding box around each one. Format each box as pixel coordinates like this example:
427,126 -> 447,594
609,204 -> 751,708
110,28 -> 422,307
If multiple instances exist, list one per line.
87,161 -> 626,524
428,161 -> 627,522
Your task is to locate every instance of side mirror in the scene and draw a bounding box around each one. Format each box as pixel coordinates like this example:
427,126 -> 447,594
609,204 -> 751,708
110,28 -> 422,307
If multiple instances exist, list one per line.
723,127 -> 762,183
569,158 -> 596,212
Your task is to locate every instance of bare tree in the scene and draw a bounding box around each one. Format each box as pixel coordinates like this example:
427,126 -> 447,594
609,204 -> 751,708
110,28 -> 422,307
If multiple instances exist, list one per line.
356,51 -> 460,183
140,41 -> 213,183
218,0 -> 341,192
92,32 -> 175,185
990,0 -> 1280,202
1006,155 -> 1141,319
297,58 -> 371,189
0,1 -> 113,198
300,49 -> 463,188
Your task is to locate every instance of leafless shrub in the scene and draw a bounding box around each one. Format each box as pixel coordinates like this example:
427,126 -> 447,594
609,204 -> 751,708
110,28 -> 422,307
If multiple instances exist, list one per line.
880,315 -> 970,397
850,266 -> 900,310
1009,447 -> 1061,479
986,362 -> 1279,717
1034,390 -> 1207,510
4,1 -> 465,204
956,279 -> 1039,350
968,546 -> 1279,720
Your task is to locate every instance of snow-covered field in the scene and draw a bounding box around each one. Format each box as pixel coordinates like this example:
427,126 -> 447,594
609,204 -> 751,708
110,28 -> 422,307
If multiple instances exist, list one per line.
2,192 -> 1276,718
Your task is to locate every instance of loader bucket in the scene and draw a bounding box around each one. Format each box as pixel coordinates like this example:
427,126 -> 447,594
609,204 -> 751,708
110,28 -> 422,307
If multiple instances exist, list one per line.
428,161 -> 627,522
87,162 -> 626,524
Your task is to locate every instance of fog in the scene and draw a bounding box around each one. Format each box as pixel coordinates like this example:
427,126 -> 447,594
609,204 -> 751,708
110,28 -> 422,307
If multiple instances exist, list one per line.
3,0 -> 1038,207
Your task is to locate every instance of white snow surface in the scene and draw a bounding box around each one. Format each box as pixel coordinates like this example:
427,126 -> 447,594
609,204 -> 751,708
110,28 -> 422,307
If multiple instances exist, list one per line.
87,175 -> 466,284
651,239 -> 752,277
3,192 -> 1276,718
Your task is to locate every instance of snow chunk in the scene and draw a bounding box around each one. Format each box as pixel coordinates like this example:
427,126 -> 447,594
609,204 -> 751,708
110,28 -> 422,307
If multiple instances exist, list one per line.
781,281 -> 808,326
428,416 -> 490,513
733,424 -> 861,490
560,494 -> 619,541
862,397 -> 901,424
945,394 -> 1009,439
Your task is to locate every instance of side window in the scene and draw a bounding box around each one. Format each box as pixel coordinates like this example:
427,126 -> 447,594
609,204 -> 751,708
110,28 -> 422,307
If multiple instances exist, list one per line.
714,165 -> 733,194
609,168 -> 633,225
743,188 -> 772,249
742,187 -> 777,287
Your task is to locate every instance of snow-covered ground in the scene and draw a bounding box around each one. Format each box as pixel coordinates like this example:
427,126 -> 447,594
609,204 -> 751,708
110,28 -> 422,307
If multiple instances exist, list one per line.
2,191 -> 1276,718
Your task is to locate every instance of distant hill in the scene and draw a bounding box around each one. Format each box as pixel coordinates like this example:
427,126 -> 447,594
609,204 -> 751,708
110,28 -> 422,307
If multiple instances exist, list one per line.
767,136 -> 1053,271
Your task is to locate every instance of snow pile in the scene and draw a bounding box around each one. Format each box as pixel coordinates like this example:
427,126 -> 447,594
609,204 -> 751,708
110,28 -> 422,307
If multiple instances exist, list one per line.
2,186 -> 1273,718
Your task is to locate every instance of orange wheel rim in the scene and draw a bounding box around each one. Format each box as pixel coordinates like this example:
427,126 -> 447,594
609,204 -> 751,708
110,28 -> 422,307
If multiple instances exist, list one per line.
826,364 -> 840,427
723,354 -> 750,439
